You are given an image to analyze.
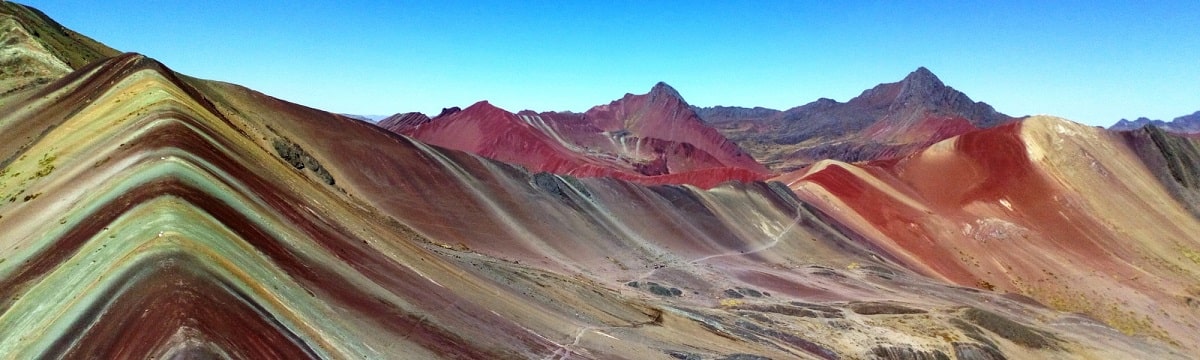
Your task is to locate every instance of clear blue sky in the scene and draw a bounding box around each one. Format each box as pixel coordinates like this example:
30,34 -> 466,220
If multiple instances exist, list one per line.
23,1 -> 1200,125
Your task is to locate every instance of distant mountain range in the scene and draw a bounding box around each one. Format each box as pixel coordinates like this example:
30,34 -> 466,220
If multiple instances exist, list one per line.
1111,111 -> 1200,134
379,67 -> 1015,179
693,67 -> 1014,171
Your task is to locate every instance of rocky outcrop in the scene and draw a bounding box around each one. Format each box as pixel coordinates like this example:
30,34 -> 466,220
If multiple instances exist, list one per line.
869,345 -> 950,360
952,343 -> 1007,360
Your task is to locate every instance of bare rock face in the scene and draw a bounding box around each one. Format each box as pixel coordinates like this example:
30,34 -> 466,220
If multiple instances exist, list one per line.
869,345 -> 951,360
432,106 -> 461,119
698,67 -> 1013,171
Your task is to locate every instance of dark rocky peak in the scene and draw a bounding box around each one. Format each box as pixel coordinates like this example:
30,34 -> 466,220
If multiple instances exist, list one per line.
893,67 -> 954,104
432,106 -> 462,119
647,81 -> 685,105
852,67 -> 951,107
847,67 -> 1010,127
901,66 -> 945,89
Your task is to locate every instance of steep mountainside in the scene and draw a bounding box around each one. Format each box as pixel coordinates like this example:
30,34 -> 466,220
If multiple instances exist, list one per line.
1121,125 -> 1200,217
1111,111 -> 1200,134
700,68 -> 1014,171
0,2 -> 1198,359
387,82 -> 770,188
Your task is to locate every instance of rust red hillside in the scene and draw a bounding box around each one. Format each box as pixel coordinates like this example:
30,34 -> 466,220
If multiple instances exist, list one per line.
380,82 -> 770,188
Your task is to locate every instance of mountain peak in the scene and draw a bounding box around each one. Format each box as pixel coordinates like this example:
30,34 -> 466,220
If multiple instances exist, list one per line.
459,100 -> 513,118
648,81 -> 683,102
901,66 -> 945,88
852,67 -> 950,108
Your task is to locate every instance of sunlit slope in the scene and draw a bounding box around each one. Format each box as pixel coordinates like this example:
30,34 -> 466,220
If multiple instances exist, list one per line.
783,116 -> 1200,350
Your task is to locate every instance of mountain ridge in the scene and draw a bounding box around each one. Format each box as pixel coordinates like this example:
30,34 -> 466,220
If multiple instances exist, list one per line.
385,82 -> 770,188
0,2 -> 119,69
698,67 -> 1014,170
1111,110 -> 1200,134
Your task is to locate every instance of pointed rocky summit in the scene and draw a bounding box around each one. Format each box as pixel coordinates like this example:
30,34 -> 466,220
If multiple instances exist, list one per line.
696,67 -> 1014,170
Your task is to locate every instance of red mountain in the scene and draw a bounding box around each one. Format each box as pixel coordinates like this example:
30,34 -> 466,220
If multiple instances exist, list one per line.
387,83 -> 770,188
